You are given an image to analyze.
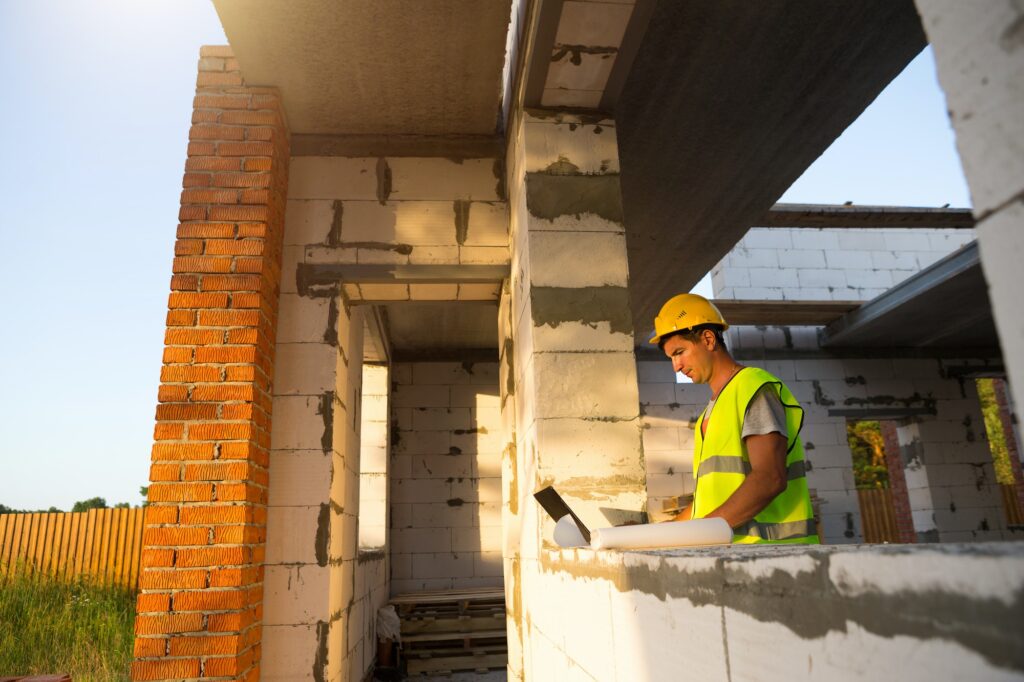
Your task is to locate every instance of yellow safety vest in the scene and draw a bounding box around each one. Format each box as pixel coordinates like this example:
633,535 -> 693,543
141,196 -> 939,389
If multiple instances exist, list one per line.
692,367 -> 819,544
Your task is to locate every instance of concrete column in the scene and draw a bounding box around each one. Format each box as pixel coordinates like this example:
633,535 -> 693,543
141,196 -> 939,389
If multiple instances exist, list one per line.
132,45 -> 289,682
260,295 -> 365,681
501,111 -> 647,682
915,1 -> 1024,413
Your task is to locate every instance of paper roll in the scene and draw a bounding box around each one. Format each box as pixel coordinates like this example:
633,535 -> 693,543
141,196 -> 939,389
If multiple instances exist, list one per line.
553,514 -> 588,548
589,518 -> 733,550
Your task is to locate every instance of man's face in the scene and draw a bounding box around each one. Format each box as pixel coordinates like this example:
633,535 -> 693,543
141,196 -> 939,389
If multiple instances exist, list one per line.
662,332 -> 715,384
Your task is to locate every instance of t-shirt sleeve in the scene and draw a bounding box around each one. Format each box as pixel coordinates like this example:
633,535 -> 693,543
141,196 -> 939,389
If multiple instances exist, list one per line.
742,384 -> 788,440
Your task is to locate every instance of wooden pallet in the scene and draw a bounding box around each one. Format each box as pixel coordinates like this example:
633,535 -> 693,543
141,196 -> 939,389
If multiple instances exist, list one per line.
391,588 -> 508,676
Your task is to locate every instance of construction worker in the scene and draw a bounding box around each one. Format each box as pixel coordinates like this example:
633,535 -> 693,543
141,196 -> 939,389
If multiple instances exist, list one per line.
650,293 -> 819,544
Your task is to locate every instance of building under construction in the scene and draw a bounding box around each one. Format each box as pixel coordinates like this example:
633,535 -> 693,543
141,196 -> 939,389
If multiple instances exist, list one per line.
131,1 -> 1024,680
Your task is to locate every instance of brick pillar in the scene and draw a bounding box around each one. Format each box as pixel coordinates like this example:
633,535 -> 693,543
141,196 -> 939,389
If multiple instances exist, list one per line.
132,46 -> 290,681
992,378 -> 1024,514
879,421 -> 916,544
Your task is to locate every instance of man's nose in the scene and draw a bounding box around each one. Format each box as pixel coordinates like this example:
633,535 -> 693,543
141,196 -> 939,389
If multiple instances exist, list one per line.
671,357 -> 683,372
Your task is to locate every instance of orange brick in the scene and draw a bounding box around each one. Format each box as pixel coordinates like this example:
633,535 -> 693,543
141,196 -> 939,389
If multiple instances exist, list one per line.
179,205 -> 206,221
133,636 -> 166,657
160,365 -> 222,383
191,109 -> 220,123
221,403 -> 255,420
187,141 -> 215,157
191,384 -> 255,402
183,173 -> 213,190
203,655 -> 246,676
209,205 -> 269,222
197,71 -> 243,87
147,482 -> 214,502
144,506 -> 178,524
149,463 -> 181,482
226,328 -> 259,344
245,127 -> 274,142
212,173 -> 271,189
139,569 -> 207,590
144,526 -> 209,546
213,525 -> 263,545
169,291 -> 231,308
216,482 -> 265,503
234,257 -> 266,274
165,328 -> 224,345
169,634 -> 244,657
182,188 -> 239,205
170,274 -> 199,291
185,155 -> 240,171
184,461 -> 250,482
217,141 -> 273,157
175,546 -> 251,570
209,566 -> 260,590
136,593 -> 172,613
134,612 -> 204,636
189,124 -> 245,142
130,658 -> 200,680
201,275 -> 261,292
205,239 -> 264,256
242,158 -> 272,172
173,256 -> 233,274
165,309 -> 196,326
156,403 -> 218,421
180,505 -> 254,525
219,110 -> 278,126
140,549 -> 175,569
174,239 -> 204,256
172,587 -> 248,610
194,346 -> 257,364
153,422 -> 184,441
162,347 -> 193,363
157,385 -> 189,403
230,292 -> 261,308
218,442 -> 266,462
239,189 -> 270,205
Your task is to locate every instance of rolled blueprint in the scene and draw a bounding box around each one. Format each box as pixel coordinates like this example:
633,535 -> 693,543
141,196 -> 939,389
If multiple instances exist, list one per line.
589,518 -> 732,550
553,514 -> 588,548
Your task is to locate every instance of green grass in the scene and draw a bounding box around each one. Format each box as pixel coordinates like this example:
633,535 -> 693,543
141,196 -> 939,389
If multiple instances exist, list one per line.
0,567 -> 134,681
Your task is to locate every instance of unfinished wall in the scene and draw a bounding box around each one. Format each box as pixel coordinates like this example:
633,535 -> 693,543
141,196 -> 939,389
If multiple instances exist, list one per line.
359,364 -> 389,551
521,543 -> 1024,681
389,361 -> 503,594
712,226 -> 976,301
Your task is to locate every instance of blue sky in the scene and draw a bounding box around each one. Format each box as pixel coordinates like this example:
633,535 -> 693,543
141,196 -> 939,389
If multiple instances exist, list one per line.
0,2 -> 970,511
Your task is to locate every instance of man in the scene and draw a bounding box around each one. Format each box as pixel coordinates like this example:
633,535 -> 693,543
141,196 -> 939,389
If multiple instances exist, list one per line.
650,293 -> 818,544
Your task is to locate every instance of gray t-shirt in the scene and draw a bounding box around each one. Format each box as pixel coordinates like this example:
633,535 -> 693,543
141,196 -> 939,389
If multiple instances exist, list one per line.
703,383 -> 788,440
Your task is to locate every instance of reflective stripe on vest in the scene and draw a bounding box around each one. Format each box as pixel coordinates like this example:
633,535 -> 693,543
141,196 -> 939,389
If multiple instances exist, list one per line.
696,457 -> 808,481
734,518 -> 817,542
691,367 -> 818,545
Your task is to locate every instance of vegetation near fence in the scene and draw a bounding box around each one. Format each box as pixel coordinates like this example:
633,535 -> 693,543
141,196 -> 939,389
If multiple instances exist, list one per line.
0,508 -> 147,589
0,567 -> 135,680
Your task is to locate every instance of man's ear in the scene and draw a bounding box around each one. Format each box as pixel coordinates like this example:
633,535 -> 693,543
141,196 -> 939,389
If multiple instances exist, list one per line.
702,329 -> 717,351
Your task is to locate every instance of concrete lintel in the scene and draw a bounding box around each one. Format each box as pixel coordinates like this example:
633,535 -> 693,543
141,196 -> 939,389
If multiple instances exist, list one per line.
523,0 -> 565,108
291,134 -> 504,158
390,348 -> 499,363
299,263 -> 510,286
599,0 -> 658,112
761,203 -> 976,228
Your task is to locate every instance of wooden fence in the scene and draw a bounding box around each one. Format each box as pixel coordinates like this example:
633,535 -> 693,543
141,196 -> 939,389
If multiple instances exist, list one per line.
1000,482 -> 1024,527
857,487 -> 900,544
0,508 -> 147,589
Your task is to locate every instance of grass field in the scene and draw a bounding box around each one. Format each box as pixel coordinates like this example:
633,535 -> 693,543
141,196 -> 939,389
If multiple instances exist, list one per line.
0,567 -> 134,681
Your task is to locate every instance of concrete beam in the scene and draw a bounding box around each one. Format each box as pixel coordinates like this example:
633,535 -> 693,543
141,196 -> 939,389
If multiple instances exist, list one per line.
761,203 -> 976,228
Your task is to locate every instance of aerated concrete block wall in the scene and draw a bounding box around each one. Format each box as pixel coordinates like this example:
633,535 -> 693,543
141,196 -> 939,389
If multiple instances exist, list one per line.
520,543 -> 1024,681
711,226 -> 976,301
639,354 -> 1013,543
358,364 -> 389,551
389,362 -> 504,594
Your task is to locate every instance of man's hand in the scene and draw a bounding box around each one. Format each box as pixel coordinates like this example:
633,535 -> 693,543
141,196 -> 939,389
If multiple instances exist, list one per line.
705,432 -> 788,529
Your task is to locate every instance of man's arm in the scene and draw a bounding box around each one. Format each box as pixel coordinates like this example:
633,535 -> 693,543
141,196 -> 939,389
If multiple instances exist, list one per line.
671,503 -> 693,522
703,432 -> 788,528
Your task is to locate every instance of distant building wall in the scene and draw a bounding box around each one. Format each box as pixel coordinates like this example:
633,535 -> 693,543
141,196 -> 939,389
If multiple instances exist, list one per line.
712,226 -> 975,301
389,361 -> 504,593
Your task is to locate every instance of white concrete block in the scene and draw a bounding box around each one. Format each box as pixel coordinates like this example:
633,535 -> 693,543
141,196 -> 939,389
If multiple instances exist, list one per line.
389,158 -> 501,201
459,246 -> 510,264
778,249 -> 827,269
524,116 -> 621,175
390,478 -> 451,505
546,49 -> 617,92
263,564 -> 330,625
457,283 -> 502,300
284,199 -> 334,246
554,0 -> 632,46
358,283 -> 409,301
408,245 -> 461,264
532,352 -> 640,420
741,229 -> 793,250
838,230 -> 888,250
273,342 -> 337,395
261,624 -> 321,681
271,395 -> 329,451
529,232 -> 628,287
392,384 -> 450,408
825,249 -> 874,270
269,449 -> 331,506
728,246 -> 780,269
288,157 -> 378,200
792,229 -> 840,250
265,505 -> 322,565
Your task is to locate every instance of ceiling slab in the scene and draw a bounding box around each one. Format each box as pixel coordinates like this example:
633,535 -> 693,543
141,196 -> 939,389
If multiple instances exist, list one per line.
213,0 -> 513,135
615,0 -> 927,339
382,302 -> 499,358
821,241 -> 998,350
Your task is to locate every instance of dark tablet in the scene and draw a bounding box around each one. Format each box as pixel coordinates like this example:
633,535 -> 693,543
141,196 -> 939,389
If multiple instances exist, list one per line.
533,486 -> 591,544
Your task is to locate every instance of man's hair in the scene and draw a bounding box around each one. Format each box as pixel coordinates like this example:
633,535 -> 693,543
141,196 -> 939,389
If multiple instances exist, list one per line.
658,324 -> 728,352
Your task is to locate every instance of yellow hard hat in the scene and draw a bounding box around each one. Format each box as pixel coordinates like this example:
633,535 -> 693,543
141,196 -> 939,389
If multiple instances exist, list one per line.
649,293 -> 728,345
